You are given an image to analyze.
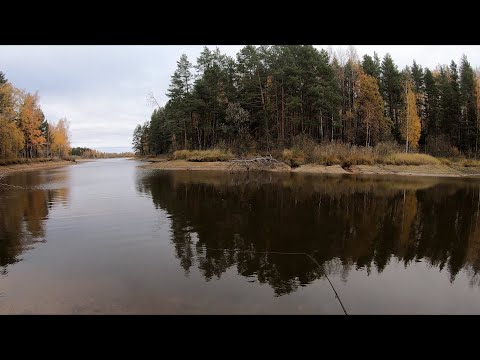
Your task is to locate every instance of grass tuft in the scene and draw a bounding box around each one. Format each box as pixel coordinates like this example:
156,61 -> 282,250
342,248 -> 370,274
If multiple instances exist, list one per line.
173,149 -> 235,162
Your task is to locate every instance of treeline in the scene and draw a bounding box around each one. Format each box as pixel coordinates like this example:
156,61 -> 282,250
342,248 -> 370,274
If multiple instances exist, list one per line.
71,147 -> 134,158
0,71 -> 71,162
133,46 -> 480,157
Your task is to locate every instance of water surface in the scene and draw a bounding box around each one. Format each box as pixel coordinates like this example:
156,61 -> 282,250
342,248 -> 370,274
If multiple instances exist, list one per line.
1,158 -> 480,314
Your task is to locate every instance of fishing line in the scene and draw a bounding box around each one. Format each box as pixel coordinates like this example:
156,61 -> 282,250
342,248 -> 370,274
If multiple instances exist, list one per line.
203,246 -> 348,315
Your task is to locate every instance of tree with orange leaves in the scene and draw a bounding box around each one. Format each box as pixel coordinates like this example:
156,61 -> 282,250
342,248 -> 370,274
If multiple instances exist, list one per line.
356,71 -> 390,146
49,118 -> 71,158
0,82 -> 24,159
19,92 -> 45,158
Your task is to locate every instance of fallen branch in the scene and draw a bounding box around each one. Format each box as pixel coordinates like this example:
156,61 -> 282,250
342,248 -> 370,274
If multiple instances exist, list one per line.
228,155 -> 288,171
0,175 -> 30,190
0,182 -> 27,190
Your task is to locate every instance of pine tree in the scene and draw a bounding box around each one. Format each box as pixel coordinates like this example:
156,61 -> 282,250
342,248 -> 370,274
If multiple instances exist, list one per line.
0,71 -> 7,85
475,70 -> 480,155
148,108 -> 167,154
167,54 -> 192,99
236,45 -> 268,142
411,61 -> 425,94
132,124 -> 143,155
361,53 -> 381,83
381,54 -> 402,137
459,55 -> 477,154
166,54 -> 193,149
424,68 -> 440,144
411,61 -> 425,129
450,61 -> 462,149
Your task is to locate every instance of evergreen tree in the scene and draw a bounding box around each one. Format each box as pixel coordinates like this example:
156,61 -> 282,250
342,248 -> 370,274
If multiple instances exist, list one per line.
148,107 -> 168,154
381,54 -> 402,137
450,61 -> 462,149
167,54 -> 192,99
0,71 -> 8,111
166,54 -> 193,149
424,68 -> 440,141
459,55 -> 477,153
361,53 -> 381,83
132,124 -> 143,155
0,71 -> 7,85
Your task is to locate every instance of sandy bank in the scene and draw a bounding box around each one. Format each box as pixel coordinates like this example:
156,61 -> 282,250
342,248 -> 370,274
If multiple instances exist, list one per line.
140,159 -> 480,178
0,160 -> 75,176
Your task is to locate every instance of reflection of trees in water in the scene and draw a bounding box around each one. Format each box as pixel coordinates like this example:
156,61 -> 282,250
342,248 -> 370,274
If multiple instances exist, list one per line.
136,170 -> 480,295
0,170 -> 69,274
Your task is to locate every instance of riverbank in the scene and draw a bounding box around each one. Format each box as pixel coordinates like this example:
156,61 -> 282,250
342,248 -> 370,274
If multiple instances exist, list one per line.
139,159 -> 480,178
0,160 -> 76,177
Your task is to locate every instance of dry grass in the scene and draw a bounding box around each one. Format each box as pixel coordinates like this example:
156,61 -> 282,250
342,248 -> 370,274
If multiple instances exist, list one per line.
281,142 -> 443,167
455,158 -> 480,167
0,157 -> 65,166
173,149 -> 235,162
310,142 -> 377,167
282,149 -> 306,167
381,153 -> 440,166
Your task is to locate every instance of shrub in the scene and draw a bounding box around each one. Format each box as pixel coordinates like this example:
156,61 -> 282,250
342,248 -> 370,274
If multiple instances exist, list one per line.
426,135 -> 461,157
457,158 -> 480,167
292,134 -> 317,162
381,153 -> 440,165
282,149 -> 306,167
173,149 -> 235,162
374,141 -> 403,157
309,142 -> 376,167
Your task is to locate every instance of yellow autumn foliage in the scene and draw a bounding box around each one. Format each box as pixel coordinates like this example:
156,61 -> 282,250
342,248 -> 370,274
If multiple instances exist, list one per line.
49,118 -> 71,158
19,92 -> 45,157
0,83 -> 24,158
0,118 -> 24,159
400,80 -> 421,152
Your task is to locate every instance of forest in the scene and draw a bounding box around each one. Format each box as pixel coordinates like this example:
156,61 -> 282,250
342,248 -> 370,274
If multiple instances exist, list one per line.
0,71 -> 71,164
70,147 -> 133,158
132,46 -> 480,162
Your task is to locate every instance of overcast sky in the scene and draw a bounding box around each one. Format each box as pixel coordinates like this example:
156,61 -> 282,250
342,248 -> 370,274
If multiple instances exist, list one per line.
1,45 -> 479,152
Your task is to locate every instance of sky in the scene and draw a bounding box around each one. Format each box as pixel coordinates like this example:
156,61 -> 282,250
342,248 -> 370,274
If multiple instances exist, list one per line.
1,45 -> 479,152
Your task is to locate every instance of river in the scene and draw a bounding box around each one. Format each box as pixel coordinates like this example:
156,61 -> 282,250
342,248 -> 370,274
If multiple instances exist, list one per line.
1,158 -> 479,314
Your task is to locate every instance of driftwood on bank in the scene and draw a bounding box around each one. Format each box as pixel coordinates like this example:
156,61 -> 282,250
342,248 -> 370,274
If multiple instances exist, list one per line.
228,155 -> 288,172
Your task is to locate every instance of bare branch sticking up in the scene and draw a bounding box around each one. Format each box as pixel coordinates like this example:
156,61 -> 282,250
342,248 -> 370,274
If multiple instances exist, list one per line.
147,91 -> 161,109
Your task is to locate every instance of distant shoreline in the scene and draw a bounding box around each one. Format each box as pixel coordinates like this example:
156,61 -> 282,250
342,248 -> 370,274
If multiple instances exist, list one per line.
0,160 -> 76,177
139,158 -> 480,178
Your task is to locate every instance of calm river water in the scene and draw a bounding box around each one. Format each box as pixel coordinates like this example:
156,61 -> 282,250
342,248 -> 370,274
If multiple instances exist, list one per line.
1,158 -> 479,314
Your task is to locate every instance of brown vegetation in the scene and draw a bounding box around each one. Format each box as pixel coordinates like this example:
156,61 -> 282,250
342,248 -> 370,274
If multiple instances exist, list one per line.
143,138 -> 480,178
0,159 -> 74,176
173,149 -> 235,162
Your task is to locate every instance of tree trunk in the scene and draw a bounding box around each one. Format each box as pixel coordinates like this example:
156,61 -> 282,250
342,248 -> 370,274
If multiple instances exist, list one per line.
320,111 -> 323,140
300,91 -> 304,133
281,82 -> 285,141
331,114 -> 334,141
184,119 -> 187,149
405,85 -> 409,153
